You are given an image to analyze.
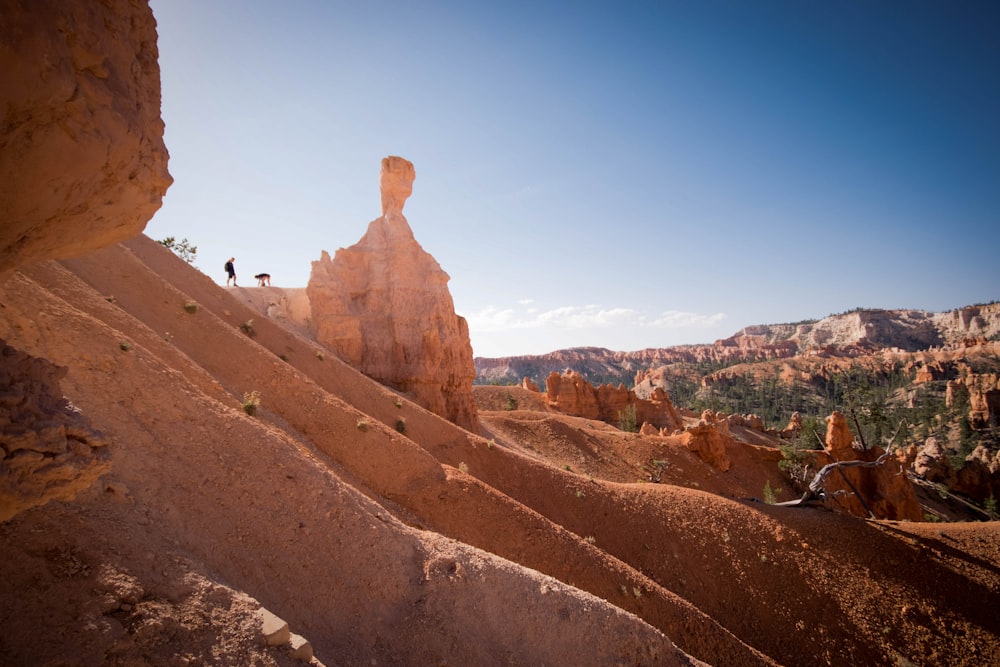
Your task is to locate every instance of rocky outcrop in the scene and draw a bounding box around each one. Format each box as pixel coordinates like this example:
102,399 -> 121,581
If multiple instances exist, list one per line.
544,370 -> 683,432
679,412 -> 732,471
912,437 -> 957,487
727,413 -> 766,432
0,0 -> 168,521
955,446 -> 1000,503
0,340 -> 110,521
824,411 -> 856,455
0,0 -> 172,279
950,374 -> 1000,429
545,371 -> 600,419
780,412 -> 803,439
815,411 -> 923,521
910,439 -> 1000,503
307,157 -> 479,431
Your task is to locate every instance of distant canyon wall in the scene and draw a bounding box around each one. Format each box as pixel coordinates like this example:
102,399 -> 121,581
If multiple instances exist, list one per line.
722,304 -> 1000,354
475,304 -> 1000,386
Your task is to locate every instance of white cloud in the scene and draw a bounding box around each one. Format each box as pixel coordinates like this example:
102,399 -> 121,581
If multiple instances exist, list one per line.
466,303 -> 727,333
650,310 -> 729,328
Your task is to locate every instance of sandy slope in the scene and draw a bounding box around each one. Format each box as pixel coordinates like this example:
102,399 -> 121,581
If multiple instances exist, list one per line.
1,236 -> 998,666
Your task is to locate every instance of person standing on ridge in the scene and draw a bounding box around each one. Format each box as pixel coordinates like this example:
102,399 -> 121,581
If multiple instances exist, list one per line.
225,257 -> 237,286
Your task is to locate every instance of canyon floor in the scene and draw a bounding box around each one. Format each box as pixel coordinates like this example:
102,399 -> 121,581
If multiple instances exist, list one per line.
1,236 -> 998,666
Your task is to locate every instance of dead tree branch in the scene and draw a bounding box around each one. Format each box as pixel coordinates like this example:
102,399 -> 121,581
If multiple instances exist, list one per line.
775,419 -> 907,509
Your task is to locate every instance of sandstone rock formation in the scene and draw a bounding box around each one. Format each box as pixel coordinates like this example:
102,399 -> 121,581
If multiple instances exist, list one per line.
780,411 -> 803,439
307,157 -> 479,431
955,446 -> 999,502
0,0 -> 172,279
910,438 -> 1000,503
912,437 -> 958,487
0,340 -> 110,521
680,413 -> 732,471
0,0 -> 170,522
949,373 -> 1000,429
824,411 -> 856,455
544,370 -> 683,432
816,411 -> 923,521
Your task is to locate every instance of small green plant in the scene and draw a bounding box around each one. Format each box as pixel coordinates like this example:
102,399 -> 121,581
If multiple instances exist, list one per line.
394,399 -> 403,409
241,390 -> 261,416
778,440 -> 814,484
632,587 -> 642,598
240,319 -> 255,337
504,393 -> 518,411
158,236 -> 198,264
562,464 -> 572,471
617,403 -> 639,433
575,489 -> 586,499
985,494 -> 998,520
648,459 -> 669,483
315,351 -> 325,361
395,418 -> 407,434
119,341 -> 132,351
584,535 -> 596,544
458,461 -> 469,473
356,419 -> 369,432
763,480 -> 779,505
620,585 -> 628,595
183,301 -> 198,313
487,439 -> 495,449
104,295 -> 116,303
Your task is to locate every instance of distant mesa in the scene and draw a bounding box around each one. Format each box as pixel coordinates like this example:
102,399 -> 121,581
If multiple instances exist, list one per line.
307,157 -> 480,431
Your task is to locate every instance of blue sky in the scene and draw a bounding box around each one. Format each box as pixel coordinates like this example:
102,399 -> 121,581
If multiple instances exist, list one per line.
146,1 -> 1000,357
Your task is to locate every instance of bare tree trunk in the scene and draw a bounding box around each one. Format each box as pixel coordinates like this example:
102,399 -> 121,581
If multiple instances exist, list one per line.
775,420 -> 906,509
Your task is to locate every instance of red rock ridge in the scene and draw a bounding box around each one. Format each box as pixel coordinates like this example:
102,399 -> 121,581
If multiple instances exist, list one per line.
544,369 -> 683,432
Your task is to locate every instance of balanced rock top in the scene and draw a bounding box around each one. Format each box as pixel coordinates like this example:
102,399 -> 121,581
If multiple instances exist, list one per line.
380,155 -> 416,218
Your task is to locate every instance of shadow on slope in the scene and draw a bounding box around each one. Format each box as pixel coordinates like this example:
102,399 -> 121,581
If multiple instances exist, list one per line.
0,254 -> 694,665
4,236 -> 996,666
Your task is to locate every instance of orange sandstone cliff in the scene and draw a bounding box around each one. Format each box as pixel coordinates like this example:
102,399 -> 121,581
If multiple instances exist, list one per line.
0,0 -> 170,521
307,156 -> 479,432
0,0 -> 171,279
